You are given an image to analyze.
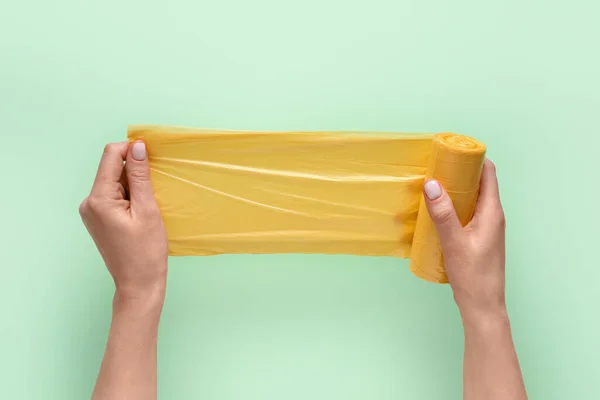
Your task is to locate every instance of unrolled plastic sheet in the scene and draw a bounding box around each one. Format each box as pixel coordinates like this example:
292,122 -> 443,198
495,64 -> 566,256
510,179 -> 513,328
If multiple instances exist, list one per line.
128,125 -> 486,283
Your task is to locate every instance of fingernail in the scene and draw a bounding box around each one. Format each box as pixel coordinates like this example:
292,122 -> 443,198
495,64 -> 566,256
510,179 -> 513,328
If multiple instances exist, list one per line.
424,180 -> 442,200
132,141 -> 146,161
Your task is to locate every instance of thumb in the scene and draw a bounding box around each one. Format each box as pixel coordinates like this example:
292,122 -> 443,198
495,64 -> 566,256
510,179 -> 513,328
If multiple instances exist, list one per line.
422,180 -> 464,247
126,141 -> 157,210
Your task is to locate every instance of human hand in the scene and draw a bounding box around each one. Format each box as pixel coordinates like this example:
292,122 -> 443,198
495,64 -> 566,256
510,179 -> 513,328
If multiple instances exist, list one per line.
422,159 -> 507,323
79,141 -> 168,303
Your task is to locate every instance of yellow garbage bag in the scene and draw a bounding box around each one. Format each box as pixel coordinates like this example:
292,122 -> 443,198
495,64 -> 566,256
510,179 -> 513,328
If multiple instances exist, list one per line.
128,125 -> 486,283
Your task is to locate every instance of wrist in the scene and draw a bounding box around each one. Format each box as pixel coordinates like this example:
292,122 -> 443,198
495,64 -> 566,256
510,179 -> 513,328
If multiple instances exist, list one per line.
460,305 -> 510,334
109,286 -> 165,346
453,289 -> 507,324
113,283 -> 166,316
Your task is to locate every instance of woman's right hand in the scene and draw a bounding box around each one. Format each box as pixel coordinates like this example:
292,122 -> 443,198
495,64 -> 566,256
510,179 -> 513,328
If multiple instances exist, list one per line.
422,159 -> 527,400
422,159 -> 508,322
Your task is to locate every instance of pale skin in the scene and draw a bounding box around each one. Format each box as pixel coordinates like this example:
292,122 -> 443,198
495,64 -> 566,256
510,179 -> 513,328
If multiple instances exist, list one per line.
80,141 -> 527,400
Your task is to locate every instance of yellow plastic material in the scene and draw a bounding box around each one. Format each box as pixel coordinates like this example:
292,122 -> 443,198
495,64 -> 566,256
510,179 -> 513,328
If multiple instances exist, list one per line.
128,125 -> 486,283
408,134 -> 486,283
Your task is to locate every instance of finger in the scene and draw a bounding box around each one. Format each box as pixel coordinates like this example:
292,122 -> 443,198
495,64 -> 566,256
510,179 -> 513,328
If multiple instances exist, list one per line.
91,142 -> 128,196
125,141 -> 158,211
422,179 -> 464,246
470,159 -> 504,226
118,168 -> 129,200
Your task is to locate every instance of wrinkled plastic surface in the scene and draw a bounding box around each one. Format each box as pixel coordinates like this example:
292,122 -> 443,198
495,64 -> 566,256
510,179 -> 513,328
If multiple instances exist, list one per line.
128,125 -> 486,283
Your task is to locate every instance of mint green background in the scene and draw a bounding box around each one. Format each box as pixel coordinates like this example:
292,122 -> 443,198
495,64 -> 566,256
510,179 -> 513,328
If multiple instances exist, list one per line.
1,1 -> 599,399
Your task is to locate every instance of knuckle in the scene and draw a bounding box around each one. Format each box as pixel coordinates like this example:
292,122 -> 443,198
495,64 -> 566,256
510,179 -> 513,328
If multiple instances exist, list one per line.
85,196 -> 103,213
78,198 -> 89,217
497,212 -> 506,228
103,142 -> 120,154
128,168 -> 150,182
433,205 -> 455,224
491,203 -> 506,228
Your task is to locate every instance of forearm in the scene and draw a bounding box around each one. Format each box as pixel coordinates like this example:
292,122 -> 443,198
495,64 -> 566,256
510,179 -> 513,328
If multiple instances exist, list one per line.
461,308 -> 527,400
92,288 -> 165,400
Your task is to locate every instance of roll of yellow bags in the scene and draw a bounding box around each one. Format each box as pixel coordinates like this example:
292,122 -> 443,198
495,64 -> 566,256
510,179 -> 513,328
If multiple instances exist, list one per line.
128,125 -> 486,283
408,134 -> 486,283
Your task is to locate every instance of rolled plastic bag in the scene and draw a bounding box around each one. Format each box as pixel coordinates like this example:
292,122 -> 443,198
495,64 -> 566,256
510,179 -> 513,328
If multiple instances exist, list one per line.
128,125 -> 485,283
408,134 -> 486,283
